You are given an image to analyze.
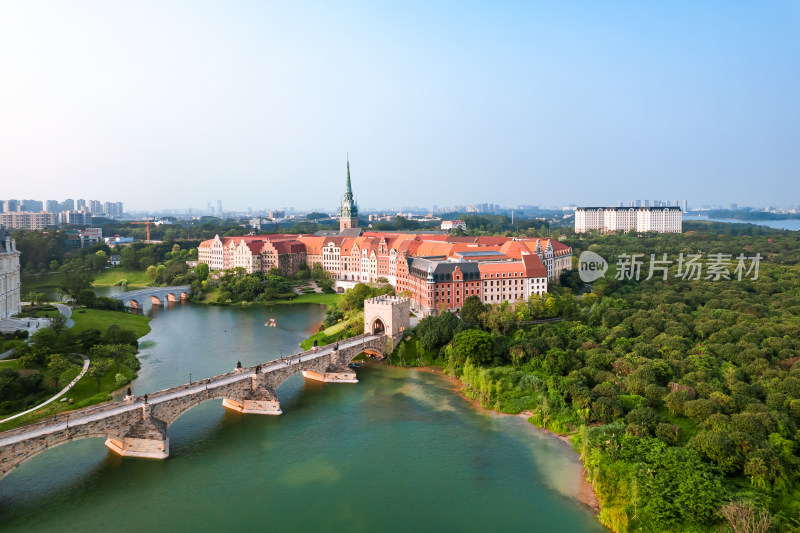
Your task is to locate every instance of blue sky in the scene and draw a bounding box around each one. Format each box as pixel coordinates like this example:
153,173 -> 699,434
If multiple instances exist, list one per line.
1,1 -> 798,211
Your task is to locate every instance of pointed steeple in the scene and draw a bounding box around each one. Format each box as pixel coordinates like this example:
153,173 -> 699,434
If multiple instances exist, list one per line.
339,153 -> 359,231
345,153 -> 352,195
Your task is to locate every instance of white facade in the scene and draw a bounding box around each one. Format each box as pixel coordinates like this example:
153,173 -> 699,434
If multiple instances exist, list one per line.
441,220 -> 466,231
575,207 -> 682,233
198,234 -> 225,271
0,212 -> 55,230
0,230 -> 21,319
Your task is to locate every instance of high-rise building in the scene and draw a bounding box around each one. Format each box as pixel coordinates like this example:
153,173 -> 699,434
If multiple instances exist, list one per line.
59,211 -> 92,226
683,200 -> 688,212
3,200 -> 19,213
339,156 -> 359,231
0,211 -> 55,230
77,199 -> 87,211
217,200 -> 222,217
46,200 -> 61,213
90,200 -> 102,214
21,199 -> 43,212
62,199 -> 74,211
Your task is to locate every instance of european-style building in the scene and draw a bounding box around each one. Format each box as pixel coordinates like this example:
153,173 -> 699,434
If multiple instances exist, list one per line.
0,227 -> 21,319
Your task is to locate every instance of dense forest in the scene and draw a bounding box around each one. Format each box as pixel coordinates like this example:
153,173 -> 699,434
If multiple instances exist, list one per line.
392,227 -> 800,532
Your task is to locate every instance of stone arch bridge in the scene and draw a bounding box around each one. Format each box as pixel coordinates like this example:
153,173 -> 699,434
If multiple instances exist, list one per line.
0,296 -> 410,481
110,285 -> 191,308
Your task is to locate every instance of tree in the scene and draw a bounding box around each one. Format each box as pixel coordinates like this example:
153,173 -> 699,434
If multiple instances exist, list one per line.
47,354 -> 72,389
60,266 -> 93,299
77,328 -> 103,351
102,324 -> 138,347
342,283 -> 372,311
637,441 -> 725,528
146,265 -> 157,281
77,288 -> 96,307
120,246 -> 137,269
460,296 -> 485,326
90,344 -> 136,373
449,329 -> 494,365
88,250 -> 108,270
88,359 -> 112,392
719,502 -> 773,533
195,262 -> 209,282
416,312 -> 463,352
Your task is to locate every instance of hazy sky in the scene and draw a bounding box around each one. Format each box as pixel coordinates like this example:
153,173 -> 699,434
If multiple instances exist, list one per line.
1,1 -> 798,212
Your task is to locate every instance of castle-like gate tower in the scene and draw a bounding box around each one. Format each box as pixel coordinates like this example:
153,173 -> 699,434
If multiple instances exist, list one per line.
363,296 -> 410,338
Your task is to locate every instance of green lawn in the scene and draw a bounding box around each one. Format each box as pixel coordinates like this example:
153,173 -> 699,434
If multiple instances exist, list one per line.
0,359 -> 20,371
270,293 -> 342,306
71,309 -> 151,338
92,268 -> 152,287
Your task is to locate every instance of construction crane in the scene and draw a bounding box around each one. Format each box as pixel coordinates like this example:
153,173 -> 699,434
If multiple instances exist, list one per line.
130,217 -> 152,243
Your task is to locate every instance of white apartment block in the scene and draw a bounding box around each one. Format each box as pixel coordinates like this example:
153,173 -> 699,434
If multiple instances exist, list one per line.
575,207 -> 682,233
0,212 -> 55,230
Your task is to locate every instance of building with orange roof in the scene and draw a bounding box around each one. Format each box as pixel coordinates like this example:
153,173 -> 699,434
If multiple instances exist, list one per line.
399,250 -> 549,317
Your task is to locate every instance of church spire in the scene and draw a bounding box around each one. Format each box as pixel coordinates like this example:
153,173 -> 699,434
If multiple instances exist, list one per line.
339,153 -> 359,231
345,153 -> 352,195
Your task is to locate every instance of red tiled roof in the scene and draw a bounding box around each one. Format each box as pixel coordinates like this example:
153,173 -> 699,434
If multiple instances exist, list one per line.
521,253 -> 548,278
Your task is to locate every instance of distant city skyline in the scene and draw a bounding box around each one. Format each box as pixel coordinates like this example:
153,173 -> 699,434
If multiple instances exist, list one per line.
1,2 -> 798,211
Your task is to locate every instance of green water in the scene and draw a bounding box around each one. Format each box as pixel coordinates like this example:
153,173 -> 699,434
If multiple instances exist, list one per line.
0,302 -> 604,532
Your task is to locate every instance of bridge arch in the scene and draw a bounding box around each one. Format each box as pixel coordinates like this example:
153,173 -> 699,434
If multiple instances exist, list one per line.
0,433 -> 111,481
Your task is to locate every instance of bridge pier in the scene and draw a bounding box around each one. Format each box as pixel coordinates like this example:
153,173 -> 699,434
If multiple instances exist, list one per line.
302,366 -> 357,383
222,389 -> 282,415
302,348 -> 357,383
223,370 -> 282,415
105,405 -> 169,459
150,295 -> 163,306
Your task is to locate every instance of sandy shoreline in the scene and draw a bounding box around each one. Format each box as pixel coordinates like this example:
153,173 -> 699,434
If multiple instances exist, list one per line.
393,363 -> 601,513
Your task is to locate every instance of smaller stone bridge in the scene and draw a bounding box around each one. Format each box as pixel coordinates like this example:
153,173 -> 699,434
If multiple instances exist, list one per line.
110,285 -> 191,308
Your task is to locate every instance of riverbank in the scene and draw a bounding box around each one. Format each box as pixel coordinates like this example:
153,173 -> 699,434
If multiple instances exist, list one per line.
396,362 -> 600,512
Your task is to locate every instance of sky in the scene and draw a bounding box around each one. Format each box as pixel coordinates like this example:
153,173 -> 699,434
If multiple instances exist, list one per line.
1,1 -> 798,212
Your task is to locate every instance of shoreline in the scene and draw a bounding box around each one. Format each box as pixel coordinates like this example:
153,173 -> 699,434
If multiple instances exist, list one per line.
391,363 -> 600,513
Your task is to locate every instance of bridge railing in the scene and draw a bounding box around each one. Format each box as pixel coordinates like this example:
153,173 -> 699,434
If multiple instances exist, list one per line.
0,397 -> 138,440
110,285 -> 191,300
